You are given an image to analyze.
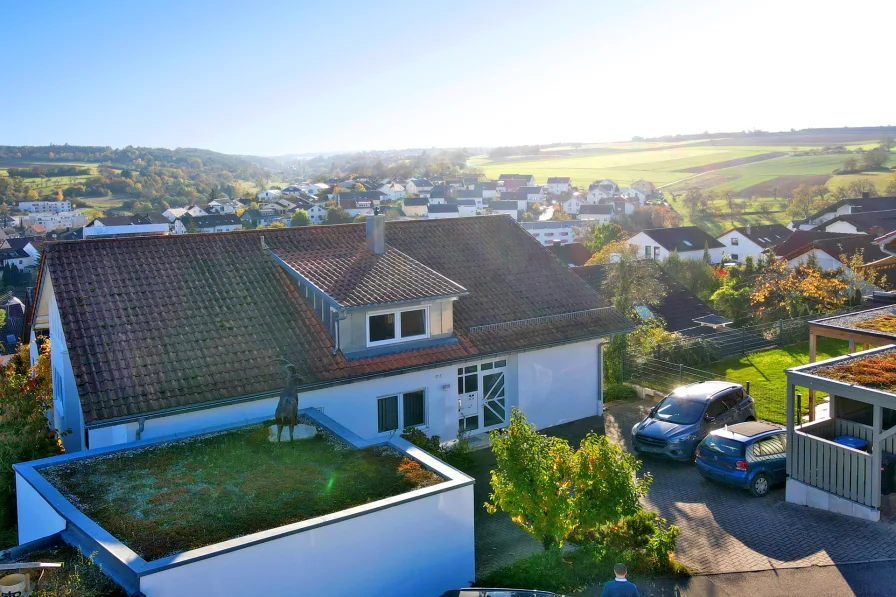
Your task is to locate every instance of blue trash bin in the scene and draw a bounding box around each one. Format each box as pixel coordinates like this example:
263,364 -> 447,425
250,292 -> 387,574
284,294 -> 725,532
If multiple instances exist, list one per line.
833,435 -> 868,451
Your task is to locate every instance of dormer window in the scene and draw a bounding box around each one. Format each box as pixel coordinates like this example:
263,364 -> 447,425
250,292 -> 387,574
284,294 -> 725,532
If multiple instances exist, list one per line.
367,306 -> 430,347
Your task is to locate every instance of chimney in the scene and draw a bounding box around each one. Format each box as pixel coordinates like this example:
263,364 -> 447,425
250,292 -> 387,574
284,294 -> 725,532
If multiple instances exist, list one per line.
862,191 -> 870,199
366,212 -> 385,255
746,224 -> 751,236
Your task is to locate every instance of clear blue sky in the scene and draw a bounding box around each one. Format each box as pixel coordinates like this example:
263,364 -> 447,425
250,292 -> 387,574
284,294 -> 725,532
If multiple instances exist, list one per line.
2,0 -> 893,156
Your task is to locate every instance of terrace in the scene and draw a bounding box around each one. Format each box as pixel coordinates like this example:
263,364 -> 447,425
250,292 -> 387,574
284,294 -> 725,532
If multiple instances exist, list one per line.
14,410 -> 474,597
785,346 -> 896,521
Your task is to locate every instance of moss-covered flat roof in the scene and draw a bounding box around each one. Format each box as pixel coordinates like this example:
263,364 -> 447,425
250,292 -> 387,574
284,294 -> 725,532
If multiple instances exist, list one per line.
813,349 -> 896,394
40,418 -> 444,561
811,306 -> 896,339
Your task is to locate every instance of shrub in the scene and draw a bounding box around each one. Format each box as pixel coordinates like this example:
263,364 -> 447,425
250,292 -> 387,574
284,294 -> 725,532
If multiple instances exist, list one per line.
400,427 -> 473,470
604,383 -> 637,402
584,510 -> 683,576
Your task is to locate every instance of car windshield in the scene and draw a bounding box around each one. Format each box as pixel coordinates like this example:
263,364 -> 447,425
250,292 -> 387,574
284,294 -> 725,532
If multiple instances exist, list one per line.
702,435 -> 745,457
652,394 -> 705,425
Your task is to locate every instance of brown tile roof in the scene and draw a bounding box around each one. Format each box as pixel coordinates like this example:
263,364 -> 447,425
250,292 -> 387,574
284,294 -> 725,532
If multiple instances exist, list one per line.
39,217 -> 632,424
272,245 -> 467,308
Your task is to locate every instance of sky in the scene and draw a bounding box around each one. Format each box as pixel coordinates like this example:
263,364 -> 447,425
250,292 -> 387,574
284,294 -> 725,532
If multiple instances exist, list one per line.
2,0 -> 894,156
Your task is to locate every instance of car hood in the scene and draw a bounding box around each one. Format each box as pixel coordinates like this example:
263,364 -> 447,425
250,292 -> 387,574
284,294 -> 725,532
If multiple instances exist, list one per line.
634,417 -> 695,439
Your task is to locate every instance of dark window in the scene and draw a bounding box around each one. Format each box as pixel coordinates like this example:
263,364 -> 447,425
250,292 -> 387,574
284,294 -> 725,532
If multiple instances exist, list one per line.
400,309 -> 426,338
706,399 -> 728,418
378,395 -> 398,432
731,237 -> 739,246
753,434 -> 786,457
703,435 -> 745,457
369,313 -> 395,343
403,390 -> 426,428
731,254 -> 739,261
722,389 -> 744,409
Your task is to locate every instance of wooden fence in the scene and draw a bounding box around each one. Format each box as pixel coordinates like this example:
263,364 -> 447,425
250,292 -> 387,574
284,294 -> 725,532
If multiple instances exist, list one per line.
791,426 -> 877,508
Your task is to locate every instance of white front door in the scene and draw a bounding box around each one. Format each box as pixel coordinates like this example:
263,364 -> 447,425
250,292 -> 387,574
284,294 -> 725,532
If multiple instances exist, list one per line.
458,365 -> 480,433
457,359 -> 509,434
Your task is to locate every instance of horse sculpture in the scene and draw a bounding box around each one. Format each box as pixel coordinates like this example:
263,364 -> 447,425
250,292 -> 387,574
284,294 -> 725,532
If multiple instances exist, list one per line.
273,359 -> 302,442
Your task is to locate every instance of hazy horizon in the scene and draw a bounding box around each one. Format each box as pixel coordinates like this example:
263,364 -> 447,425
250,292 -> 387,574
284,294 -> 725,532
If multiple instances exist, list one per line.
4,0 -> 894,156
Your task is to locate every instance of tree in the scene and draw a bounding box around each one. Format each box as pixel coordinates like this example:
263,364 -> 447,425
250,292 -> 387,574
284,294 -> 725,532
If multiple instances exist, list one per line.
719,189 -> 737,218
750,259 -> 848,320
326,207 -> 353,224
268,221 -> 286,228
842,156 -> 859,173
885,172 -> 896,196
582,222 -> 625,255
662,251 -> 721,302
861,147 -> 889,171
682,188 -> 705,219
1,341 -> 59,527
290,210 -> 310,227
838,249 -> 890,295
846,178 -> 878,198
881,136 -> 895,150
586,242 -> 666,313
486,409 -> 650,550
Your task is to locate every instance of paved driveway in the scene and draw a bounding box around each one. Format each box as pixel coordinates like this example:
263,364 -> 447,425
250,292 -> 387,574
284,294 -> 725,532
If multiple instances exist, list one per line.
605,399 -> 896,574
470,399 -> 896,578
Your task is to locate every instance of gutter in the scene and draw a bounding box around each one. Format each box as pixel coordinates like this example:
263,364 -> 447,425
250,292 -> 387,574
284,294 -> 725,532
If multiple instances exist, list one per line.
84,327 -> 632,431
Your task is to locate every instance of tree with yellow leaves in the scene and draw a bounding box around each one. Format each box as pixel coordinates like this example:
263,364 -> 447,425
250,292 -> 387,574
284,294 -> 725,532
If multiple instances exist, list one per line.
750,259 -> 848,320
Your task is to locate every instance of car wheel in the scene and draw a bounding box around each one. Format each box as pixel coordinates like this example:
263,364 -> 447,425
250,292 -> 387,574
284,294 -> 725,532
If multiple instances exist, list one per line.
750,473 -> 771,497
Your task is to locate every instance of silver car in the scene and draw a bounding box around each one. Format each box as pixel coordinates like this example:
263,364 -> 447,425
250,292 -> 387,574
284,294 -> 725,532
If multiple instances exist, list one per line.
631,381 -> 756,462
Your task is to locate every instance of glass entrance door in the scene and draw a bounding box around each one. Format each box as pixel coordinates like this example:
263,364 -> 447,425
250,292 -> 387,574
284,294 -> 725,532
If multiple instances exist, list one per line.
482,369 -> 506,427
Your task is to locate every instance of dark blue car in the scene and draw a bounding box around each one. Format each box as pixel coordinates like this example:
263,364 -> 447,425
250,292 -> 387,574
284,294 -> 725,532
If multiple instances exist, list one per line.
695,421 -> 786,497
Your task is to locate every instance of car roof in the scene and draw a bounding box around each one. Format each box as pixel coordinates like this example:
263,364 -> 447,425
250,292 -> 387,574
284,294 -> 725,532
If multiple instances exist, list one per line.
671,380 -> 741,401
714,421 -> 783,441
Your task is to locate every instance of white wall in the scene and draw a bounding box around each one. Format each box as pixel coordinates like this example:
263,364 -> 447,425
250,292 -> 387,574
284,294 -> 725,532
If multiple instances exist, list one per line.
138,484 -> 475,597
716,231 -> 764,262
89,363 -> 466,449
517,340 -> 601,430
49,290 -> 84,452
787,248 -> 841,272
83,223 -> 169,238
16,473 -> 66,544
823,220 -> 860,234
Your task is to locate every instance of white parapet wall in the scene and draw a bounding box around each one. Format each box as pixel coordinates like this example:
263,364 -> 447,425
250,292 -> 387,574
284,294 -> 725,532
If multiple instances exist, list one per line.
14,410 -> 475,597
786,478 -> 880,522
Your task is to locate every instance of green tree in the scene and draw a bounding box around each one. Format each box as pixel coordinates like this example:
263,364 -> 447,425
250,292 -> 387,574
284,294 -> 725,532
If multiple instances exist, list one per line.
290,210 -> 310,227
842,156 -> 859,172
326,207 -> 353,224
486,409 -> 651,551
583,222 -> 625,254
861,147 -> 889,171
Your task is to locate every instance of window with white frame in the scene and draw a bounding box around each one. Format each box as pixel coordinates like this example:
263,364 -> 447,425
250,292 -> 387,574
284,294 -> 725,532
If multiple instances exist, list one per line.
367,306 -> 429,346
377,389 -> 426,432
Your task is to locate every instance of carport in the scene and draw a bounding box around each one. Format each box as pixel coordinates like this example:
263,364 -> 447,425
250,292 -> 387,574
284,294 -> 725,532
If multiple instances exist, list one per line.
785,345 -> 896,521
806,305 -> 896,420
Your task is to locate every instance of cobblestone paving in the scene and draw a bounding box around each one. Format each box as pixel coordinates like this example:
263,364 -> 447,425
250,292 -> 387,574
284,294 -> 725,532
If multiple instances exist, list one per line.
470,400 -> 896,578
605,399 -> 896,574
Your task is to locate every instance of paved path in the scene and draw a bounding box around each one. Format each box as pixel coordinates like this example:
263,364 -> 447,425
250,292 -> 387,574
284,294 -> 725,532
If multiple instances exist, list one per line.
604,399 -> 896,574
469,399 -> 896,581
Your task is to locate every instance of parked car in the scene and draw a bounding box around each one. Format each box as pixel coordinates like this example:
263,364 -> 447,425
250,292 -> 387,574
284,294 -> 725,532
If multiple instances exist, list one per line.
630,381 -> 756,461
695,421 -> 786,497
440,591 -> 563,597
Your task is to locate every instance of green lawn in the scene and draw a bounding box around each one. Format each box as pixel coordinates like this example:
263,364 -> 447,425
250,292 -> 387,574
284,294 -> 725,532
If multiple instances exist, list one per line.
42,420 -> 443,561
704,338 -> 851,423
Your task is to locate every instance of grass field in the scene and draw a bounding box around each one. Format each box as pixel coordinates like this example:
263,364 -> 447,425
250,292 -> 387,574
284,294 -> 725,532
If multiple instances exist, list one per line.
471,137 -> 895,235
704,338 -> 850,422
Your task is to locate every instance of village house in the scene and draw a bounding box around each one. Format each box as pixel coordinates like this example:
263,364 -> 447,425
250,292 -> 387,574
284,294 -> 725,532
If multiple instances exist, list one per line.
627,226 -> 725,263
307,202 -> 328,224
428,185 -> 451,205
18,200 -> 72,214
240,208 -> 279,228
406,178 -> 434,198
29,216 -> 631,454
378,182 -> 406,201
499,190 -> 528,211
207,198 -> 245,214
163,206 -> 208,223
402,197 -> 428,218
546,176 -> 572,195
0,238 -> 40,271
21,210 -> 87,231
586,180 -> 619,203
489,200 -> 519,221
475,181 -> 498,200
83,213 -> 170,239
425,203 -> 459,219
256,189 -> 283,201
578,204 -> 614,224
497,174 -> 535,191
455,198 -> 477,217
455,189 -> 484,209
789,193 -> 896,230
619,187 -> 648,205
519,186 -> 546,204
520,219 -> 588,246
175,213 -> 243,234
462,176 -> 480,189
561,194 -> 584,215
715,223 -> 791,263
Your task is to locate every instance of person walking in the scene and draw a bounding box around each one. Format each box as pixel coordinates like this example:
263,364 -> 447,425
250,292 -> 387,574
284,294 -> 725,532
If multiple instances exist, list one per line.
600,563 -> 640,597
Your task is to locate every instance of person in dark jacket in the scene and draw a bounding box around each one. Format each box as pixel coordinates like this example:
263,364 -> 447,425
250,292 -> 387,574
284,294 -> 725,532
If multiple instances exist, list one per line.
601,563 -> 640,597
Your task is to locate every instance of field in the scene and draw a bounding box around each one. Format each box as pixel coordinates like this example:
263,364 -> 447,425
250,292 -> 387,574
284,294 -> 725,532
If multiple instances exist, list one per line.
470,135 -> 895,236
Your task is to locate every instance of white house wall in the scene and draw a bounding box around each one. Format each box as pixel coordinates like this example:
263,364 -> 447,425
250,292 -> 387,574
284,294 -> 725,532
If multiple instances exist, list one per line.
716,231 -> 764,262
138,483 -> 475,597
49,290 -> 85,452
823,221 -> 861,234
787,248 -> 841,272
517,340 -> 601,429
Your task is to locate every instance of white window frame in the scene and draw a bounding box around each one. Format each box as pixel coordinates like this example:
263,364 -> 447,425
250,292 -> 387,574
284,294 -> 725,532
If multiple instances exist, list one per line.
377,389 -> 428,434
366,305 -> 430,347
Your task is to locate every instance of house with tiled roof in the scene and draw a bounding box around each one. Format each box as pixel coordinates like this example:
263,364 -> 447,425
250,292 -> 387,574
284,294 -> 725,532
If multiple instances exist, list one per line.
30,215 -> 632,452
788,193 -> 896,230
455,189 -> 483,209
489,201 -> 519,220
628,226 -> 724,263
406,178 -> 434,198
402,196 -> 428,218
546,177 -> 571,195
809,209 -> 896,236
425,203 -> 459,219
175,213 -> 243,234
578,204 -> 614,224
428,185 -> 452,205
475,182 -> 498,200
716,223 -> 791,263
